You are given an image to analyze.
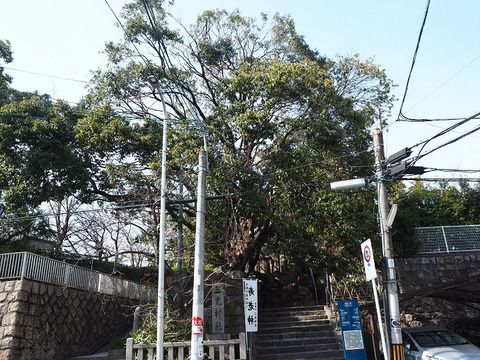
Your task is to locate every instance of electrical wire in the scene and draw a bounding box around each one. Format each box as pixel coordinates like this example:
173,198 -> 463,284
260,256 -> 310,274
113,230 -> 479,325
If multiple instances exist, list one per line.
406,110 -> 480,167
403,177 -> 480,183
397,0 -> 431,121
426,167 -> 480,174
0,148 -> 371,223
103,0 -> 150,67
400,51 -> 480,121
3,66 -> 88,84
415,122 -> 480,162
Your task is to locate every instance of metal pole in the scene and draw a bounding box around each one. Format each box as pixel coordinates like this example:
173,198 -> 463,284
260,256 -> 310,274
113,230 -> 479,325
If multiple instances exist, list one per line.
373,128 -> 404,360
190,149 -> 207,360
156,88 -> 169,360
177,183 -> 184,274
372,278 -> 389,360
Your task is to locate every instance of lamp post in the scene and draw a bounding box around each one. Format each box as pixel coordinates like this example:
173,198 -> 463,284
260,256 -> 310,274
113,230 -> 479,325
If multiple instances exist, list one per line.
147,75 -> 168,360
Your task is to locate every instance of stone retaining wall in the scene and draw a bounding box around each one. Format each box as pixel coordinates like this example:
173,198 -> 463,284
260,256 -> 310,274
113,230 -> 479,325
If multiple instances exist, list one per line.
396,253 -> 480,293
0,279 -> 139,360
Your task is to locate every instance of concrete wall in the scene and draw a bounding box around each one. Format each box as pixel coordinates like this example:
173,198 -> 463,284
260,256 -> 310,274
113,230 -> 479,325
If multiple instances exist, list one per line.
0,279 -> 139,360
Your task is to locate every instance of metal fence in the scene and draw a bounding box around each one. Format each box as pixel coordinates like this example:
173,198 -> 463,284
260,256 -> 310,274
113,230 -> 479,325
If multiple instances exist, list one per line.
0,252 -> 156,302
415,225 -> 480,254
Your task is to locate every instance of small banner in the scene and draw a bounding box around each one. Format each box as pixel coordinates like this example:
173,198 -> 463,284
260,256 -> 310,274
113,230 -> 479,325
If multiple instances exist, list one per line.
212,283 -> 225,334
243,278 -> 258,332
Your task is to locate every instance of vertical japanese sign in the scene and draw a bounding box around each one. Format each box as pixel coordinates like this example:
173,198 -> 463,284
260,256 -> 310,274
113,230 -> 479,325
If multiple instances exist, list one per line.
243,279 -> 258,332
337,299 -> 367,360
212,283 -> 225,334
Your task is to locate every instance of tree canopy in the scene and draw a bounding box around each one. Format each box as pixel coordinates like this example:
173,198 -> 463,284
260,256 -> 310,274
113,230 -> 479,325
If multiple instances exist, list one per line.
82,1 -> 396,274
0,3 -> 397,275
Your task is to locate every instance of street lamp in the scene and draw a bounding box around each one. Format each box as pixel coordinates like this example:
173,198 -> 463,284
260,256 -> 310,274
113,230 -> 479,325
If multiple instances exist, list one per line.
147,75 -> 168,360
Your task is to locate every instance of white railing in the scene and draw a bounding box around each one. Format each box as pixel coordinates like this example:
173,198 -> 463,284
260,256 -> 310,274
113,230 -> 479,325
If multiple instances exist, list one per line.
0,252 -> 156,302
125,334 -> 247,360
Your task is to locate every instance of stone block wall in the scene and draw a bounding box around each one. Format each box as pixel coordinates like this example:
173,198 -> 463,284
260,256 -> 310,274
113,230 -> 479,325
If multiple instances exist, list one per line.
0,278 -> 139,360
396,253 -> 480,293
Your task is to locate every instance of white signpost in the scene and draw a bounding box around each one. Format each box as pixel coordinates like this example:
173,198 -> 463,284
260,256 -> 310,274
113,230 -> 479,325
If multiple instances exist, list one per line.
243,279 -> 258,332
361,239 -> 389,360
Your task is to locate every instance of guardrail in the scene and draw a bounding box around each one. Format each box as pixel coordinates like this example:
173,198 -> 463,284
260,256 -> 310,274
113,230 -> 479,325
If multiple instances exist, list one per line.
415,225 -> 480,254
125,334 -> 247,360
0,252 -> 156,302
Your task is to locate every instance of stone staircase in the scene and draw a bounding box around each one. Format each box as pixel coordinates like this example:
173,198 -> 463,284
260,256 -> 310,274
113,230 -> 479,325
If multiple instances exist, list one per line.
255,305 -> 343,360
70,349 -> 125,360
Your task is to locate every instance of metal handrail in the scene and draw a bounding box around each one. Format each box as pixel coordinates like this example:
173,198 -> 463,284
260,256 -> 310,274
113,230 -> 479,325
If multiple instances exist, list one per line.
0,252 -> 156,302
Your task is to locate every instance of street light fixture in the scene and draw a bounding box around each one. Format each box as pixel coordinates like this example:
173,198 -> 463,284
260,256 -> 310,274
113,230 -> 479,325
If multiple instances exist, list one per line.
147,75 -> 168,360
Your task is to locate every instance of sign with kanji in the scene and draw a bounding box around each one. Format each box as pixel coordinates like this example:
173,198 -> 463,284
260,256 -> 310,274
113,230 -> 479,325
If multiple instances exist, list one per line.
361,238 -> 377,281
212,283 -> 225,334
243,279 -> 258,332
191,316 -> 204,335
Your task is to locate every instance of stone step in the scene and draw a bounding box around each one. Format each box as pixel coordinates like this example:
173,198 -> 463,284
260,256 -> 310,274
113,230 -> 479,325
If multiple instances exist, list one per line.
256,336 -> 339,348
70,349 -> 125,360
256,330 -> 337,341
260,314 -> 329,325
256,348 -> 344,360
255,305 -> 341,360
260,319 -> 331,332
71,353 -> 109,360
260,305 -> 327,315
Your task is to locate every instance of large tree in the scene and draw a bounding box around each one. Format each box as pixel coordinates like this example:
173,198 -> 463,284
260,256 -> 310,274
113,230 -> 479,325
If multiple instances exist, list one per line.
84,1 -> 394,273
0,4 -> 395,274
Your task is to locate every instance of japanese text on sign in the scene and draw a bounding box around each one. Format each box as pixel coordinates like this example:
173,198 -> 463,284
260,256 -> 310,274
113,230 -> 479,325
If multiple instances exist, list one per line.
212,284 -> 225,334
243,279 -> 258,332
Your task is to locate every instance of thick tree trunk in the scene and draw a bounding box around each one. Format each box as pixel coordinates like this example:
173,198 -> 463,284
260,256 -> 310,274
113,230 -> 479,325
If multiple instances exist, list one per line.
224,217 -> 272,272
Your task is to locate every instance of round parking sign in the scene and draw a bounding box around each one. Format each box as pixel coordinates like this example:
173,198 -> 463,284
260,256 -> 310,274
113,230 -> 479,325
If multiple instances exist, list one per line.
363,245 -> 371,263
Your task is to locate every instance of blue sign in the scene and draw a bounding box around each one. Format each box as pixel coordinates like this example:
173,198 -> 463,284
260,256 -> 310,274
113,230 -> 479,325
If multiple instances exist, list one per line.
337,299 -> 367,360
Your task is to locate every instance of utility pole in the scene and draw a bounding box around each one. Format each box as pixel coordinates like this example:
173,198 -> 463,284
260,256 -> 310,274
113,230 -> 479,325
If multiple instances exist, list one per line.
175,182 -> 185,307
190,148 -> 207,360
177,183 -> 184,274
372,128 -> 404,360
147,75 -> 168,360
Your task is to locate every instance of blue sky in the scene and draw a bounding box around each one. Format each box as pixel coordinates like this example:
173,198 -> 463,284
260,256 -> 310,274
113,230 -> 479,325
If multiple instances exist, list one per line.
1,0 -> 479,179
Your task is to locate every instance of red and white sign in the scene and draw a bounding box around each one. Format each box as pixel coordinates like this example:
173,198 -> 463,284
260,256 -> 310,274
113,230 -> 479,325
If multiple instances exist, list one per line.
192,316 -> 204,335
361,239 -> 377,281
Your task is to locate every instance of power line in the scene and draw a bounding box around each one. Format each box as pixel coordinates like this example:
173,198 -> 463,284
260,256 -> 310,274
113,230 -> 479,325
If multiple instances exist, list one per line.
426,167 -> 480,174
0,149 -> 371,223
403,177 -> 480,183
397,0 -> 431,121
4,66 -> 88,84
103,0 -> 150,67
402,52 -> 480,120
398,115 -> 480,123
407,110 -> 480,166
416,122 -> 480,162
